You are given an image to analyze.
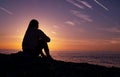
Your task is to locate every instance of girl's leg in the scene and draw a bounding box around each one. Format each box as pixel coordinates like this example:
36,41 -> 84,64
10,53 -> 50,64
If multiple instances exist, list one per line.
37,40 -> 52,59
34,40 -> 43,57
41,41 -> 51,57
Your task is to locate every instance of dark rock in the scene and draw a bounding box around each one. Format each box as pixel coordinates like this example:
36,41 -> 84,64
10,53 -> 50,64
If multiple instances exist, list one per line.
0,52 -> 120,77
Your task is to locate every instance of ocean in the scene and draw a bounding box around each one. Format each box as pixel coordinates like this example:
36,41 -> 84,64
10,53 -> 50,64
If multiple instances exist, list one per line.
0,49 -> 120,68
51,51 -> 120,68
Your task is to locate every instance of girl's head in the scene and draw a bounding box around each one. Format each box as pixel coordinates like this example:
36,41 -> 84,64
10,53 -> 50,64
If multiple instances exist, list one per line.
28,19 -> 39,29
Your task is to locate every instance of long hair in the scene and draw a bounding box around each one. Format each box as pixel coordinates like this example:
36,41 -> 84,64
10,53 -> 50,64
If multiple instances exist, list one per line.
27,19 -> 39,30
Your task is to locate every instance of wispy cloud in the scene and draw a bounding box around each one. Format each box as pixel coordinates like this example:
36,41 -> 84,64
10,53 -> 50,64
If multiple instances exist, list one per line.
110,38 -> 120,44
66,0 -> 84,9
76,0 -> 93,9
77,39 -> 120,45
65,21 -> 75,26
94,0 -> 109,11
99,27 -> 120,33
109,40 -> 119,44
51,31 -> 57,35
70,10 -> 93,22
101,39 -> 120,44
0,6 -> 13,15
67,39 -> 120,45
53,25 -> 60,29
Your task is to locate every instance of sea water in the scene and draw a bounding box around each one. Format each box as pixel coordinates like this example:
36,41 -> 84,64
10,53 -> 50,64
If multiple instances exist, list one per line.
51,51 -> 120,68
0,49 -> 120,68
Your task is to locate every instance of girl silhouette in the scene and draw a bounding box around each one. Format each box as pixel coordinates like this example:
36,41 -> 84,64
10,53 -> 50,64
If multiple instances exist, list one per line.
22,19 -> 52,59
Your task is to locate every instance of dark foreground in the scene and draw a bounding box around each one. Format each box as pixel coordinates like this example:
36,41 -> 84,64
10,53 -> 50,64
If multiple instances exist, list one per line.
0,52 -> 120,77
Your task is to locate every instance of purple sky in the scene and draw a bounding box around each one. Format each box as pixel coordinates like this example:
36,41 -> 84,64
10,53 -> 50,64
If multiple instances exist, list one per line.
0,0 -> 120,52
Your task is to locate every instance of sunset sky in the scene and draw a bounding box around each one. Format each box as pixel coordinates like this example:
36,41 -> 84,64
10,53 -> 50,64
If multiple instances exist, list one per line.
0,0 -> 120,52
